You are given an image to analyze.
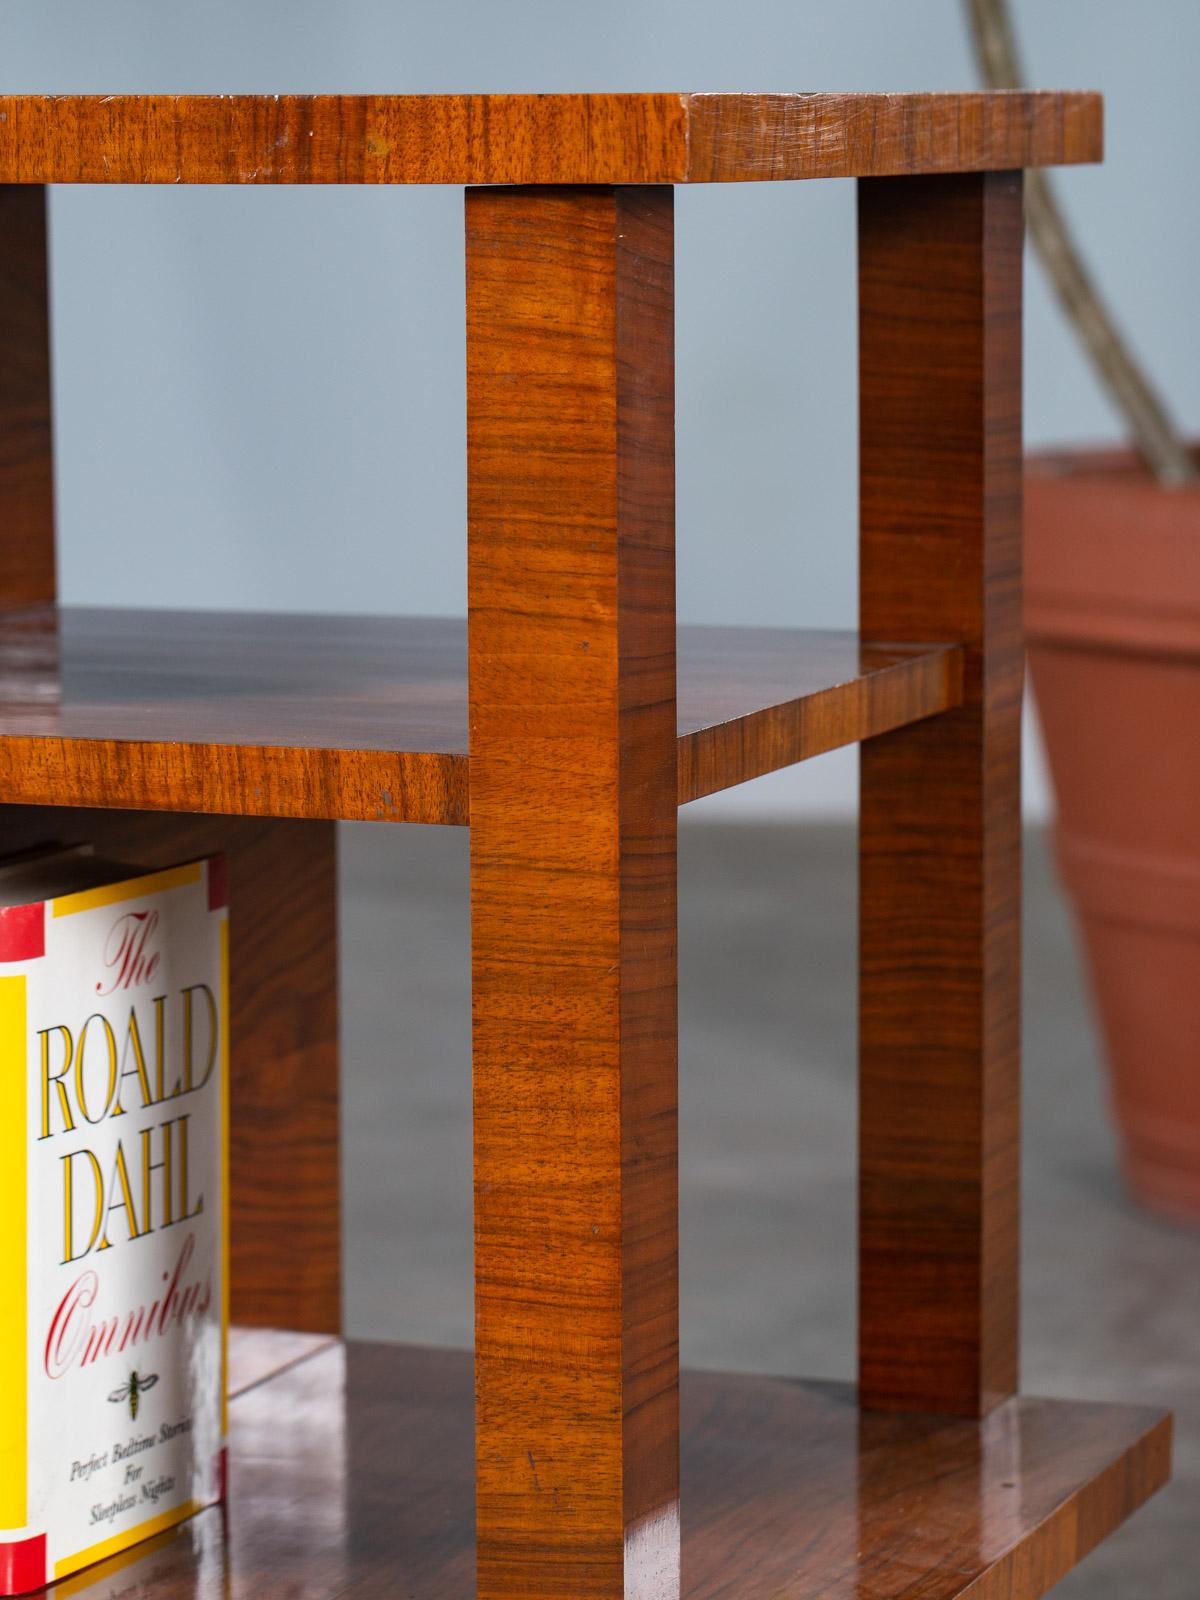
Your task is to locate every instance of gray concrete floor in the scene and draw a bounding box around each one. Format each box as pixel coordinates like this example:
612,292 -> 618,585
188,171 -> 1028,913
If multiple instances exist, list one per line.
340,821 -> 1199,1597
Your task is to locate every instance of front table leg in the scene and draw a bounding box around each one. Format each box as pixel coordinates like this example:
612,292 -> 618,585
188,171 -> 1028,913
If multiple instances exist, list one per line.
466,185 -> 679,1600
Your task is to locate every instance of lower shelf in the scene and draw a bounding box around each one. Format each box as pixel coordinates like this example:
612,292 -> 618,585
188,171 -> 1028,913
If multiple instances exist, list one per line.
71,1329 -> 1169,1600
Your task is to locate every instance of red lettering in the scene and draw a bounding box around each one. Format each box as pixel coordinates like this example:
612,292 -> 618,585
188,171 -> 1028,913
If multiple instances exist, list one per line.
96,910 -> 162,996
43,1235 -> 212,1379
44,1269 -> 98,1378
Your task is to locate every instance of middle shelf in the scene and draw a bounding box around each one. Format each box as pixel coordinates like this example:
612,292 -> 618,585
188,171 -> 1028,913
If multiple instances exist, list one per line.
0,604 -> 963,823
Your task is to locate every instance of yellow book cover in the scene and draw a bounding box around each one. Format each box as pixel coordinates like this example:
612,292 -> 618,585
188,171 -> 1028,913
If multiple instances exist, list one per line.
0,851 -> 228,1595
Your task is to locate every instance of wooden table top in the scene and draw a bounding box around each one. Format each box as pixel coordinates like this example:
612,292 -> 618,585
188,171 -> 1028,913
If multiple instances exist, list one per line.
0,91 -> 1101,185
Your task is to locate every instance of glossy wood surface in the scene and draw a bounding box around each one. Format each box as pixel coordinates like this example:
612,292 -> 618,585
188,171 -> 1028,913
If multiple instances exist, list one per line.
227,1327 -> 337,1397
63,1333 -> 1170,1600
0,606 -> 962,821
0,607 -> 469,824
677,627 -> 962,803
0,187 -> 54,605
858,172 -> 1024,1415
0,805 -> 342,1334
0,92 -> 1101,187
467,185 -> 679,1600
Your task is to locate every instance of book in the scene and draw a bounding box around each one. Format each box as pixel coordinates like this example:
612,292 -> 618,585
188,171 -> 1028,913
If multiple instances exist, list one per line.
0,850 -> 228,1596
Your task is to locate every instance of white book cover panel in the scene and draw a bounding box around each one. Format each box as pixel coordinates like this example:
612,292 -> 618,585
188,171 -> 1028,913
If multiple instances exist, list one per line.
0,853 -> 228,1596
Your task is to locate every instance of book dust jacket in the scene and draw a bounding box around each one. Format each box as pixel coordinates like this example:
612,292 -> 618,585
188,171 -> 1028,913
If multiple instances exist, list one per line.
0,854 -> 228,1595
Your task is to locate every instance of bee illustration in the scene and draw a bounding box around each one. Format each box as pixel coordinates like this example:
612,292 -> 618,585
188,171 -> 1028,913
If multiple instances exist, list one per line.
107,1370 -> 158,1422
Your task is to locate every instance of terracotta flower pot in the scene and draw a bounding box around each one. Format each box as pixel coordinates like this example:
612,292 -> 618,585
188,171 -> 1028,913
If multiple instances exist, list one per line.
1026,444 -> 1200,1225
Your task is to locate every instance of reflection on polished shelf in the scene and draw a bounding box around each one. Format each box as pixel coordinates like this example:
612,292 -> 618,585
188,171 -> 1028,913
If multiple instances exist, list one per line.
67,1327 -> 1166,1600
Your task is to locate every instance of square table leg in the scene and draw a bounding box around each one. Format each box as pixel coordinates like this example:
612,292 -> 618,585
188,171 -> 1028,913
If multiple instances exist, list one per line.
858,170 -> 1024,1418
467,183 -> 680,1600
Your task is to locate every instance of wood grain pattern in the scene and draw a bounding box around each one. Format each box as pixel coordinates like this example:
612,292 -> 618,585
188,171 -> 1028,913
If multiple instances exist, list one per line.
858,172 -> 1024,1415
0,186 -> 54,604
65,1333 -> 1171,1600
467,186 -> 679,1600
686,90 -> 1102,181
0,606 -> 961,821
0,93 -> 1101,187
0,606 -> 468,824
0,805 -> 341,1334
676,630 -> 962,803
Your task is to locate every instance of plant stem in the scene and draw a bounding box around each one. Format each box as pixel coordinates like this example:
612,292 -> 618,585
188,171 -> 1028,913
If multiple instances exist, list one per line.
965,0 -> 1197,485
